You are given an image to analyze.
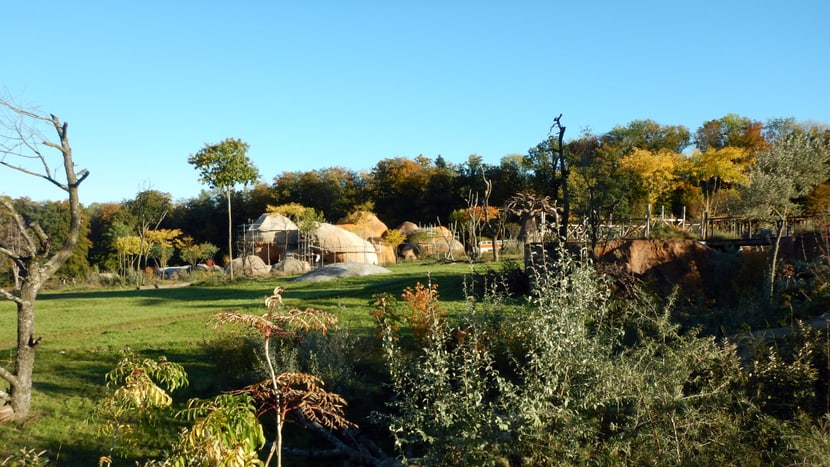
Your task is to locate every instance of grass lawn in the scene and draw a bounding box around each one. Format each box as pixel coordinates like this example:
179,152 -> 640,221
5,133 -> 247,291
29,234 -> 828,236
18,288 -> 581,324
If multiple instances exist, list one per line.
0,259 -> 489,464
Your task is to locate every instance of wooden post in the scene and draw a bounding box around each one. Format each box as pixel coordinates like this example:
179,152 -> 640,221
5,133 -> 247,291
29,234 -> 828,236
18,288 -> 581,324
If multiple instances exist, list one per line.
702,211 -> 709,241
645,204 -> 651,238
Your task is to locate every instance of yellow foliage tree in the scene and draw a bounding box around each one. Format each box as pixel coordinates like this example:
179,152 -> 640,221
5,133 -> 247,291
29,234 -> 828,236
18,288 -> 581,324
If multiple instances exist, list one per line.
683,146 -> 751,216
145,228 -> 183,269
618,148 -> 683,212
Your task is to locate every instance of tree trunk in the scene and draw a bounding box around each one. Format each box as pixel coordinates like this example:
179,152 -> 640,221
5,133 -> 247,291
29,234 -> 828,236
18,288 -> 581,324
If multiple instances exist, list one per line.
768,218 -> 786,303
11,289 -> 37,419
491,232 -> 500,262
227,189 -> 234,280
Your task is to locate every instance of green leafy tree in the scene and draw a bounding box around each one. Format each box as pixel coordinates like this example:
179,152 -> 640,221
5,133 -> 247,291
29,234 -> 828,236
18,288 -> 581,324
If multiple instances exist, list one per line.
368,157 -> 432,227
177,236 -> 219,268
86,202 -> 128,272
567,131 -> 630,249
0,99 -> 89,421
188,138 -> 260,280
737,126 -> 830,301
16,199 -> 92,281
604,118 -> 692,154
272,167 -> 366,222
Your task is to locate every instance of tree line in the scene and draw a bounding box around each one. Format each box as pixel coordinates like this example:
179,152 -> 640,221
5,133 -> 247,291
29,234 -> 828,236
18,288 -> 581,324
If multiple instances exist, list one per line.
3,113 -> 830,284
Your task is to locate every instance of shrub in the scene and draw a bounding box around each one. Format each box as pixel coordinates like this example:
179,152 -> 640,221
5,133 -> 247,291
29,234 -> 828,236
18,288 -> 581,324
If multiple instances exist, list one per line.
375,243 -> 828,465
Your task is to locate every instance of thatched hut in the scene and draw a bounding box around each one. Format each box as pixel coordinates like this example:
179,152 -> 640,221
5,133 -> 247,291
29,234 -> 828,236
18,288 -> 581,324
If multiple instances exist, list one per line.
311,223 -> 379,265
395,222 -> 466,260
338,213 -> 395,264
245,213 -> 299,264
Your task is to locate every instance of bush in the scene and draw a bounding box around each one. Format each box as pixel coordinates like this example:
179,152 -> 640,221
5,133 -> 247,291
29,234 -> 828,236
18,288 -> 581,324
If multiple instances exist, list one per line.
375,243 -> 830,465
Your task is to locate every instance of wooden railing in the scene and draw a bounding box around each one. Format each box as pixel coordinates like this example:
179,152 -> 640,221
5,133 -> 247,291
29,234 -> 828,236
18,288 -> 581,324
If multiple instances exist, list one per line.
561,214 -> 828,242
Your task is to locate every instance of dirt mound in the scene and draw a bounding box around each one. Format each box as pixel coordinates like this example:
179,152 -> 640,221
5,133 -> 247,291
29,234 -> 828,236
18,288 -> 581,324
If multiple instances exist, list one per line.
598,239 -> 713,276
595,239 -> 718,292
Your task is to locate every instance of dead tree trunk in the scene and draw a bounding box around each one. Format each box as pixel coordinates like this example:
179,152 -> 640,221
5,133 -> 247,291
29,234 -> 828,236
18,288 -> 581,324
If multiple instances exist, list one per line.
550,115 -> 569,240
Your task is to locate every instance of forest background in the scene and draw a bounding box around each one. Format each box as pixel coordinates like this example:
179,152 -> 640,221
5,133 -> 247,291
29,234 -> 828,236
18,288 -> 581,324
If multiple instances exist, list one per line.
3,113 -> 829,284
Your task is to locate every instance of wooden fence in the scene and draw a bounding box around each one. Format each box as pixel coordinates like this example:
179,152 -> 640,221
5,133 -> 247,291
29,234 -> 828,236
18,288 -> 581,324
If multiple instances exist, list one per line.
562,208 -> 828,243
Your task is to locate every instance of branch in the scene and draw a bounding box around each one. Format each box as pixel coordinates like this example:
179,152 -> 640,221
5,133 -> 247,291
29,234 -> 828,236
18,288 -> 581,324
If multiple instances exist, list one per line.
300,419 -> 401,466
0,286 -> 24,305
0,197 -> 39,257
0,160 -> 54,184
0,364 -> 19,387
0,99 -> 49,123
0,99 -> 82,192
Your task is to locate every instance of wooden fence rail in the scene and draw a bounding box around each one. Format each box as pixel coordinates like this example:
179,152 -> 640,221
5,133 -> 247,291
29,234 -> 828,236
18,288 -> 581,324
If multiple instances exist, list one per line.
563,214 -> 827,242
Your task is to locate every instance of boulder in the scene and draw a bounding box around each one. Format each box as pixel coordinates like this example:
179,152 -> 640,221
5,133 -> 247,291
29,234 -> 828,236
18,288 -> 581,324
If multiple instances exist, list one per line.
273,257 -> 311,275
231,255 -> 272,277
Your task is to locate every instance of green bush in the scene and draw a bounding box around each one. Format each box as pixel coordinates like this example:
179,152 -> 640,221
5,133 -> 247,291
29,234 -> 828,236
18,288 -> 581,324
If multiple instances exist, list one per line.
376,243 -> 830,465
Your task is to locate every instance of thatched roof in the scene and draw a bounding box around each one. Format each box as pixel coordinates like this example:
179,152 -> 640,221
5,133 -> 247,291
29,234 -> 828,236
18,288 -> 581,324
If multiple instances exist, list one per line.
312,223 -> 379,264
337,212 -> 388,241
247,213 -> 299,243
396,221 -> 420,236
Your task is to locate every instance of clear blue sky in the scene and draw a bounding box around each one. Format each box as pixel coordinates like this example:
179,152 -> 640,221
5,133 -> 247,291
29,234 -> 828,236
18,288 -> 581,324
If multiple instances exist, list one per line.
2,1 -> 828,204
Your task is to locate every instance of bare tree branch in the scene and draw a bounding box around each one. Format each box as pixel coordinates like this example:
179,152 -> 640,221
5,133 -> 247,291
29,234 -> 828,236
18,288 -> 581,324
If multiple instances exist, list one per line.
0,98 -> 86,420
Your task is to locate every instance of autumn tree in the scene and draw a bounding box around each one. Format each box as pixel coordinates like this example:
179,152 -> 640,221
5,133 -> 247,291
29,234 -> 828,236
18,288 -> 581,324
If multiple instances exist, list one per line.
124,189 -> 172,287
695,114 -> 768,154
618,147 -> 683,216
189,138 -> 260,280
0,99 -> 88,421
681,146 -> 751,217
145,228 -> 183,270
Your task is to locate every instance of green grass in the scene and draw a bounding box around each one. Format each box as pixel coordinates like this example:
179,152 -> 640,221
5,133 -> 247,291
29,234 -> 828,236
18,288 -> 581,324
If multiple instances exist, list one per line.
0,259 -> 488,464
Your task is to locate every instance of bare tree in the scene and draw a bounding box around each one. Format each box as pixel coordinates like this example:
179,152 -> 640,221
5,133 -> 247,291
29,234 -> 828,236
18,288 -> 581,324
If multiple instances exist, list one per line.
549,114 -> 569,240
506,191 -> 559,245
0,98 -> 88,421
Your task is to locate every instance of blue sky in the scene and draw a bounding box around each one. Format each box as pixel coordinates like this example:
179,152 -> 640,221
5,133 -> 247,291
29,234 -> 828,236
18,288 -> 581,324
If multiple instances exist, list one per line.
2,1 -> 828,204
